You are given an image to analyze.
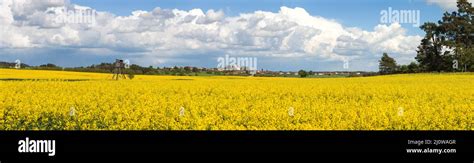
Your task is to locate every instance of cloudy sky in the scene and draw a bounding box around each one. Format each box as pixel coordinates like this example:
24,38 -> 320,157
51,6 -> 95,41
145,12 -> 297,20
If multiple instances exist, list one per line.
0,0 -> 471,71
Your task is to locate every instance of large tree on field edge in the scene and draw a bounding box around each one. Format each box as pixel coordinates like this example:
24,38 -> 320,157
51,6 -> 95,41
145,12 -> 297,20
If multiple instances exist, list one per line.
416,0 -> 474,72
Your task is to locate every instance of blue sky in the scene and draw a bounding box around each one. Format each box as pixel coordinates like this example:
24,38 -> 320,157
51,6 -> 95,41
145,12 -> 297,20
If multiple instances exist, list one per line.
0,0 -> 461,71
71,0 -> 445,35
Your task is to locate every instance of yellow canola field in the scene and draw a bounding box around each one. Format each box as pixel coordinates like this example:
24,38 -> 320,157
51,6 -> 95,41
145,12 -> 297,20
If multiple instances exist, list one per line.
0,69 -> 472,130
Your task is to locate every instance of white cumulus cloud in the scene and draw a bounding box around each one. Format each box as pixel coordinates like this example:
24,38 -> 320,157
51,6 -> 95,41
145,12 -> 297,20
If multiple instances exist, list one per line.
426,0 -> 474,11
0,0 -> 422,69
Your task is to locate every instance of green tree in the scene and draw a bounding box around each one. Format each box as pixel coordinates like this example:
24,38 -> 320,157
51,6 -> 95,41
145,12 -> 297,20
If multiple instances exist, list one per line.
416,23 -> 447,72
298,70 -> 308,78
379,53 -> 397,74
407,62 -> 420,73
399,65 -> 409,73
192,67 -> 199,73
417,0 -> 473,72
448,0 -> 474,71
39,63 -> 59,68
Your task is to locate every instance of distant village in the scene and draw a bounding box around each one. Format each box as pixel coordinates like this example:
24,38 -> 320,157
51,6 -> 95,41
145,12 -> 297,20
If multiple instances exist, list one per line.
214,65 -> 369,77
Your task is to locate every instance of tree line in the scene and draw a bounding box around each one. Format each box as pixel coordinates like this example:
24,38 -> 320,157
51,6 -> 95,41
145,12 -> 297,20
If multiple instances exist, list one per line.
0,61 -> 253,76
380,0 -> 473,74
